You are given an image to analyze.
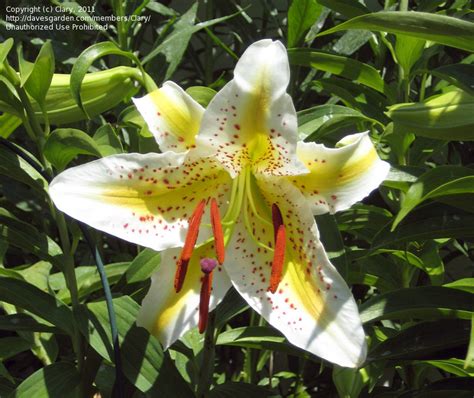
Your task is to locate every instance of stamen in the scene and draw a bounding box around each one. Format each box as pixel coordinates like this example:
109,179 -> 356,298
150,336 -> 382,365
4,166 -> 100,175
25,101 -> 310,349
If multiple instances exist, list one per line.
174,199 -> 206,293
174,258 -> 188,293
198,258 -> 218,333
210,198 -> 225,264
269,204 -> 286,293
181,199 -> 206,261
268,224 -> 286,293
271,203 -> 283,242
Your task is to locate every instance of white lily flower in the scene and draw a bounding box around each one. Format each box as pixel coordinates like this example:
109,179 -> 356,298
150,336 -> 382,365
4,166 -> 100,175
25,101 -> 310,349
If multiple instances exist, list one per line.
49,39 -> 389,368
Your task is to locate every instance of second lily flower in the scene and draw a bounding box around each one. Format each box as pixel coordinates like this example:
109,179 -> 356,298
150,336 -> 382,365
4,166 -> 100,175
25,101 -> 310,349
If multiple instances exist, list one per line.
50,39 -> 389,368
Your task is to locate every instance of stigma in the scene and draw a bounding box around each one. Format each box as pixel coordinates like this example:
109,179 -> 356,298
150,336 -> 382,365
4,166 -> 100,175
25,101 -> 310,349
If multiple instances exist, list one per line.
198,258 -> 218,333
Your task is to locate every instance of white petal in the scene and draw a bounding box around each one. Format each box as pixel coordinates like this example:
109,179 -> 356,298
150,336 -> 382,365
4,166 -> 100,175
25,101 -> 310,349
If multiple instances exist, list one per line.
133,82 -> 204,152
49,152 -> 231,251
223,176 -> 367,367
292,133 -> 390,214
137,245 -> 231,348
196,40 -> 307,177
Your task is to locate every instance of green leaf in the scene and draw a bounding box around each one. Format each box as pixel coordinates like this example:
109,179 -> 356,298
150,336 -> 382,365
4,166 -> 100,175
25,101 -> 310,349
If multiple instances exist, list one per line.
317,11 -> 474,52
44,128 -> 102,171
387,90 -> 474,141
0,336 -> 33,360
288,49 -> 391,98
142,4 -> 241,78
93,124 -> 123,156
332,366 -> 367,398
0,277 -> 74,335
371,205 -> 474,248
0,113 -> 22,138
316,213 -> 348,278
70,42 -> 141,115
444,278 -> 474,294
336,204 -> 392,243
0,38 -> 14,65
360,286 -> 473,324
0,143 -> 47,194
465,314 -> 474,369
146,1 -> 177,16
369,319 -> 469,361
0,209 -> 62,266
77,296 -> 193,396
297,104 -> 379,140
216,326 -> 313,360
393,166 -> 474,228
125,248 -> 160,284
215,288 -> 249,329
55,263 -> 129,303
0,314 -> 61,334
316,0 -> 369,18
23,41 -> 55,107
208,382 -> 276,398
430,64 -> 474,96
186,86 -> 217,107
287,0 -> 323,48
10,362 -> 80,398
422,359 -> 474,377
0,76 -> 23,114
395,34 -> 425,77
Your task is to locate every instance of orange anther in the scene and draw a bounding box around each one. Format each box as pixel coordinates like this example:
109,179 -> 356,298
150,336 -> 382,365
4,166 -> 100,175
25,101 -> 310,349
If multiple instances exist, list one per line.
268,224 -> 286,294
181,199 -> 206,262
174,258 -> 189,293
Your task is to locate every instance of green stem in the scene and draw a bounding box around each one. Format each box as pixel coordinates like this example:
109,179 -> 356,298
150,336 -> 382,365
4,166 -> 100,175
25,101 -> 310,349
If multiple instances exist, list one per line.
197,312 -> 216,397
204,0 -> 213,85
10,71 -> 84,396
244,311 -> 258,384
115,0 -> 128,50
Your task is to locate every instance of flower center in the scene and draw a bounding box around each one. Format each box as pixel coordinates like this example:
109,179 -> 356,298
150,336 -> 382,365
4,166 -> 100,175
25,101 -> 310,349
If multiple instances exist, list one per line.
173,168 -> 287,304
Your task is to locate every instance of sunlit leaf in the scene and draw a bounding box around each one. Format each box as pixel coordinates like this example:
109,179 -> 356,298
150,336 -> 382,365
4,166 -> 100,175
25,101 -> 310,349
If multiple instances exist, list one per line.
44,128 -> 102,171
318,11 -> 474,52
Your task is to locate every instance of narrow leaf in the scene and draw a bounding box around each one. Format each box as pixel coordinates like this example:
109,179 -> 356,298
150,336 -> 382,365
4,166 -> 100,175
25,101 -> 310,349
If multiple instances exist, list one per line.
360,286 -> 473,324
317,11 -> 474,52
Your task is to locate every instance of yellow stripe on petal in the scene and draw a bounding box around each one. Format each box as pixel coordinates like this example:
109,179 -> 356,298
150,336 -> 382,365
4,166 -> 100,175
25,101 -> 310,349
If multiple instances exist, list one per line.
138,245 -> 231,348
291,133 -> 390,214
133,81 -> 204,152
224,176 -> 367,367
49,152 -> 232,252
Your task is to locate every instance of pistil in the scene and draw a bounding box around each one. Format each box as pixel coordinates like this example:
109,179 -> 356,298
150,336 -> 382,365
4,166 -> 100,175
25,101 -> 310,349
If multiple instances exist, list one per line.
198,258 -> 218,333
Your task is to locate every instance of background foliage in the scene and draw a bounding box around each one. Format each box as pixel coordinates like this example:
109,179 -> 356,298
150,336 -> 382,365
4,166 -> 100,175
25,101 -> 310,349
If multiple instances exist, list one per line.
0,0 -> 473,397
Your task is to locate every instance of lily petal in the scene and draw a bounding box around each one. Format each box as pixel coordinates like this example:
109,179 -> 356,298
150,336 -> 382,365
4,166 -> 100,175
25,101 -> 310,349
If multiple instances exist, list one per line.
292,133 -> 390,214
196,39 -> 307,178
224,176 -> 367,367
133,81 -> 204,152
137,245 -> 231,348
49,152 -> 231,251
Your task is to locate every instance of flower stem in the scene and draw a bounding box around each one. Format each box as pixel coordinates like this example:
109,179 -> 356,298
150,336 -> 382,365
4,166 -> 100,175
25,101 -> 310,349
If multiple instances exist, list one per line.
197,311 -> 216,397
